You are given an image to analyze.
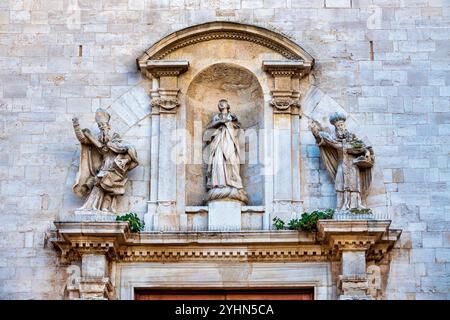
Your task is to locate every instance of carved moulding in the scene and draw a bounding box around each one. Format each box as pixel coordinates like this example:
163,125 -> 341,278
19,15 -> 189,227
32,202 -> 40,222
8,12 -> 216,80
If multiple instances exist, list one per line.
51,220 -> 400,264
317,220 -> 401,262
72,277 -> 116,300
139,60 -> 188,114
317,220 -> 401,300
51,220 -> 400,300
262,60 -> 312,114
136,22 -> 315,63
138,59 -> 189,78
150,97 -> 180,113
270,97 -> 299,111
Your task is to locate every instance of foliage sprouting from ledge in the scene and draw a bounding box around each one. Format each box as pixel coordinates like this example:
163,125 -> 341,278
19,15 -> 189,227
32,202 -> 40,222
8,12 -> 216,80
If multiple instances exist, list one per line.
116,212 -> 145,233
273,209 -> 334,232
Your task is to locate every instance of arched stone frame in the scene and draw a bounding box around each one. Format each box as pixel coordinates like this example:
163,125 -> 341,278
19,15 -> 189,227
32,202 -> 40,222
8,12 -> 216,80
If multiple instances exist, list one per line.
136,21 -> 314,66
136,21 -> 315,231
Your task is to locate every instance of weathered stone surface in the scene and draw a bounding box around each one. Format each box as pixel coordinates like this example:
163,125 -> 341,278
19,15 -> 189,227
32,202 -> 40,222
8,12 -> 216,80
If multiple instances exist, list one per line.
0,0 -> 448,301
208,200 -> 242,231
81,254 -> 107,278
310,111 -> 375,211
71,109 -> 139,213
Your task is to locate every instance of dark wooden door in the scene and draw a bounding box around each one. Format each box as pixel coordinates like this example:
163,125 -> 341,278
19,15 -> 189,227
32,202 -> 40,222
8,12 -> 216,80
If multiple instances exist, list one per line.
135,288 -> 314,300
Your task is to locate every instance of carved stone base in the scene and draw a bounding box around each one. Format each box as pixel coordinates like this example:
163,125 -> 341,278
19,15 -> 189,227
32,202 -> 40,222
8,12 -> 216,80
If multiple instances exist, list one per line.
339,294 -> 372,300
206,187 -> 248,204
208,200 -> 241,231
154,213 -> 180,231
338,275 -> 372,300
333,208 -> 374,221
70,210 -> 117,222
66,277 -> 115,300
79,277 -> 115,300
74,209 -> 114,215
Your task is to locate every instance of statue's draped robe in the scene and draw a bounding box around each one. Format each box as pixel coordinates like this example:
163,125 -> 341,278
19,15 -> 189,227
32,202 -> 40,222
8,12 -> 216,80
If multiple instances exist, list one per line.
316,131 -> 372,208
73,131 -> 138,210
205,113 -> 243,190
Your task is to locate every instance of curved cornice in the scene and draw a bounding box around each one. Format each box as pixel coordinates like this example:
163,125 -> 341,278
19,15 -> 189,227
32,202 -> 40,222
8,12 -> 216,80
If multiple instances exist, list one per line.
137,21 -> 315,68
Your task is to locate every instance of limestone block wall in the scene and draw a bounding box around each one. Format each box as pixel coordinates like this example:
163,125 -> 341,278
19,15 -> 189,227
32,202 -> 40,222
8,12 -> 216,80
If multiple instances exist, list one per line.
0,0 -> 449,299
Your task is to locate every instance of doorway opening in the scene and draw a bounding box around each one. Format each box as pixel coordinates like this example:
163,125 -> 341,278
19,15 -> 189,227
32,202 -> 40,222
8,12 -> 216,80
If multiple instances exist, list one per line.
135,287 -> 314,300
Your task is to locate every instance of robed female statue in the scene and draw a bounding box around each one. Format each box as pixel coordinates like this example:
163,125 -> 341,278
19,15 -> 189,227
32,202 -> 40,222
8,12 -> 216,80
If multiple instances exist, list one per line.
203,99 -> 248,204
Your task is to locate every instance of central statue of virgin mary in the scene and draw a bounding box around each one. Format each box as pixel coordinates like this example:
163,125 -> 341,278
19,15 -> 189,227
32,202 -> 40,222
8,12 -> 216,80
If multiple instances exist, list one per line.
203,99 -> 248,204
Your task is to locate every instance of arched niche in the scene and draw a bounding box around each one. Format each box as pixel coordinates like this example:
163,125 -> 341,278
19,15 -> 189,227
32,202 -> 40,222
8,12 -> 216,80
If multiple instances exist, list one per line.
186,63 -> 265,206
138,21 -> 315,230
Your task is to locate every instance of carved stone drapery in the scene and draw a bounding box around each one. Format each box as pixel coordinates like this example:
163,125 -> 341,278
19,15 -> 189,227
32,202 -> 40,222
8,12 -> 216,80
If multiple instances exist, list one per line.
270,97 -> 299,111
71,109 -> 139,214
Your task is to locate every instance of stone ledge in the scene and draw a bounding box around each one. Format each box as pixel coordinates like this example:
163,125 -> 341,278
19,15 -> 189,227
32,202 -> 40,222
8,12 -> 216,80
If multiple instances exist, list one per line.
139,60 -> 189,77
51,220 -> 401,263
317,220 -> 402,261
185,206 -> 265,214
262,60 -> 312,75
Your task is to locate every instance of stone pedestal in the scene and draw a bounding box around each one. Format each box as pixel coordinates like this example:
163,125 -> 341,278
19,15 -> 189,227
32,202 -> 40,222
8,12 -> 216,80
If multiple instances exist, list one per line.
70,210 -> 117,224
317,220 -> 402,300
339,275 -> 371,300
339,250 -> 371,299
208,200 -> 241,231
78,277 -> 114,300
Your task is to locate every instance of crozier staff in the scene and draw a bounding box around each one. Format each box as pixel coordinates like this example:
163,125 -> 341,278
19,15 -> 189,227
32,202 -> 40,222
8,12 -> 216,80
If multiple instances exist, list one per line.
72,108 -> 138,212
310,112 -> 374,211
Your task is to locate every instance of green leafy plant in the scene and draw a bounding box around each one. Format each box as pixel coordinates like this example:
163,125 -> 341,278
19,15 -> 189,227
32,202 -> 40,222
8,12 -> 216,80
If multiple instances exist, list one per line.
116,212 -> 145,233
273,209 -> 334,232
273,217 -> 286,230
351,140 -> 365,149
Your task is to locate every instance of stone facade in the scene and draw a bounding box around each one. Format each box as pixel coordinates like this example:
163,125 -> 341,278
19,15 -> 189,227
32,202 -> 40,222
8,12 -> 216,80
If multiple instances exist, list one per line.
0,0 -> 449,300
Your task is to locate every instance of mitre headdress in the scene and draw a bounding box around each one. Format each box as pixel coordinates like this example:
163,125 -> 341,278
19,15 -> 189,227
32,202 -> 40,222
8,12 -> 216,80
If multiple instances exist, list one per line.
329,112 -> 347,126
95,108 -> 110,124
